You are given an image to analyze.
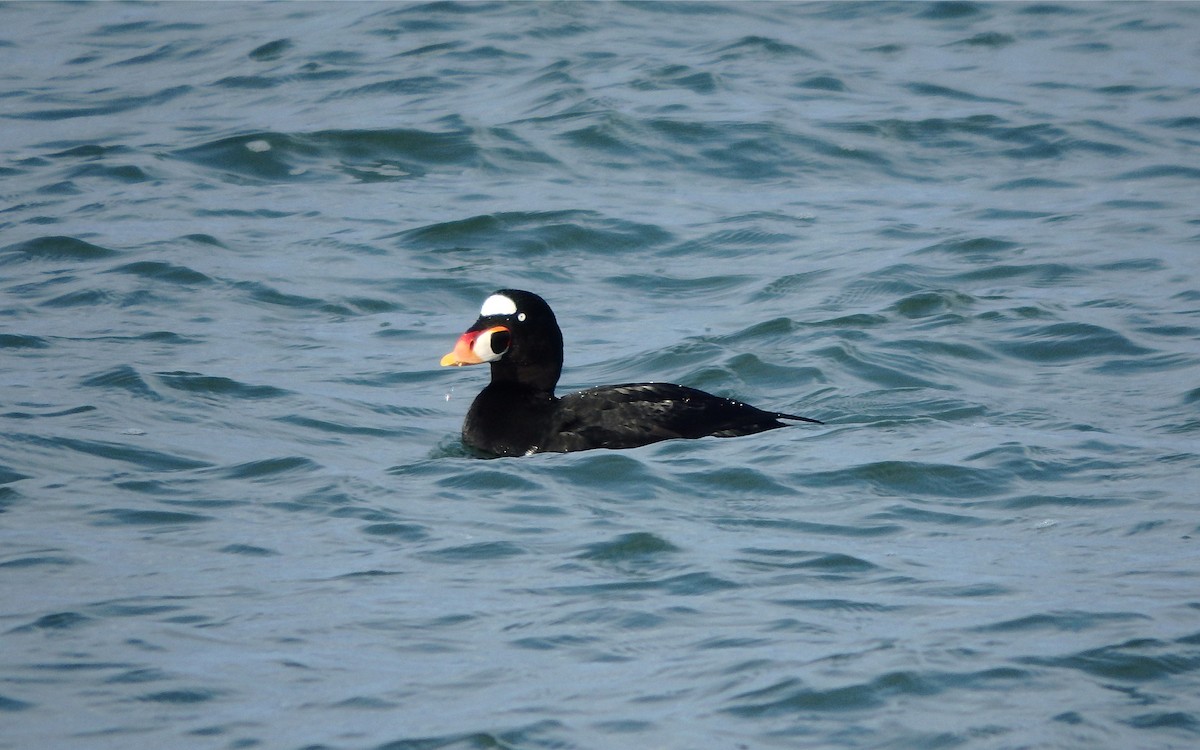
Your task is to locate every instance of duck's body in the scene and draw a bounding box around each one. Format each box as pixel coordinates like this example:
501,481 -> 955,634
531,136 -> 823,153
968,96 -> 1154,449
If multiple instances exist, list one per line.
441,289 -> 821,457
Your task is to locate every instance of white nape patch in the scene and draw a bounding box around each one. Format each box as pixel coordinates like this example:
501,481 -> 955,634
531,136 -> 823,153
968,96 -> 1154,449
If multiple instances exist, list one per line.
480,293 -> 517,317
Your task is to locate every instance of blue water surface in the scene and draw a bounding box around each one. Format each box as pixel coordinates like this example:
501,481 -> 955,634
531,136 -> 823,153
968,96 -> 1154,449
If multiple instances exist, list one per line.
2,2 -> 1199,749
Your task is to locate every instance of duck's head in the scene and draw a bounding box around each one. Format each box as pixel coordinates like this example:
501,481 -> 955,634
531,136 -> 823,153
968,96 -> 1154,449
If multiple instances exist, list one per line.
440,289 -> 563,391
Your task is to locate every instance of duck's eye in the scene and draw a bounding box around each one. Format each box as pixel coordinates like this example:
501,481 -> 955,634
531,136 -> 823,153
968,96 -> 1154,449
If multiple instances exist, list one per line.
517,312 -> 527,322
490,329 -> 511,355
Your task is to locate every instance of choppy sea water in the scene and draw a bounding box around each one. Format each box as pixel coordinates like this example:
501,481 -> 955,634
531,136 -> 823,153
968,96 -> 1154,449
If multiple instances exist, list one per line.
2,2 -> 1199,748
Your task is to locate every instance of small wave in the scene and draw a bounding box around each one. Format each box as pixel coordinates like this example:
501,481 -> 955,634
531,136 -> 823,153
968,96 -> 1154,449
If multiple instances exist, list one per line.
80,365 -> 162,400
725,667 -> 1029,717
216,456 -> 319,480
1018,635 -> 1200,681
174,127 -> 484,183
0,236 -> 118,265
155,371 -> 289,400
577,532 -> 681,562
13,434 -> 210,472
0,334 -> 49,349
105,260 -> 213,286
996,322 -> 1153,363
90,508 -> 213,527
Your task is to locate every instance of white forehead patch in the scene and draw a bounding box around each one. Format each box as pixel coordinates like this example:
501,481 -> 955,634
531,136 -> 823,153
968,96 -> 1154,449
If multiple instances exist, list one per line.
480,293 -> 517,317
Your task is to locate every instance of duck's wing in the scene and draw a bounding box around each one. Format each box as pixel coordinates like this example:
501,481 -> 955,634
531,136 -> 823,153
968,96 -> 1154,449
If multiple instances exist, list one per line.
542,383 -> 820,452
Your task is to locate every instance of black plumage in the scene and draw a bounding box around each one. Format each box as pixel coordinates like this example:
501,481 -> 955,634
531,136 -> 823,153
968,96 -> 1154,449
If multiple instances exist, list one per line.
441,289 -> 821,456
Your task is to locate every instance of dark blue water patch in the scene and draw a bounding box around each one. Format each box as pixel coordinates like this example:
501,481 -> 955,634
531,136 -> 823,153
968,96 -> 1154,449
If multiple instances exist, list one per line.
9,611 -> 92,633
991,176 -> 1078,190
155,371 -> 290,400
103,668 -> 171,686
216,456 -> 319,480
39,288 -> 114,308
576,532 -> 681,562
713,35 -> 820,61
919,1 -> 985,20
9,85 -> 192,121
0,489 -> 20,516
367,721 -> 569,750
813,343 -> 948,389
1116,164 -> 1200,182
231,280 -> 351,314
0,694 -> 32,712
0,404 -> 95,421
544,572 -> 740,599
13,434 -> 210,472
435,468 -> 545,494
890,289 -> 977,319
964,443 -> 1127,484
248,38 -> 292,61
1019,637 -> 1200,682
136,688 -> 225,705
797,74 -> 848,92
80,365 -> 162,400
1124,711 -> 1200,733
1093,352 -> 1196,376
396,210 -> 672,257
498,502 -> 571,517
550,452 -> 671,502
43,142 -> 131,160
0,235 -> 119,265
715,517 -> 904,539
951,31 -> 1016,47
34,180 -> 82,197
973,207 -> 1064,222
105,260 -> 213,286
421,540 -> 527,563
994,322 -> 1154,363
89,599 -> 188,619
605,273 -> 756,299
801,460 -> 1009,499
915,236 -> 1021,261
833,114 -> 1007,148
276,415 -> 414,439
330,76 -> 446,99
866,504 -> 991,528
66,162 -> 152,184
736,549 -> 880,575
329,695 -> 400,711
0,554 -> 79,569
173,127 -> 485,183
723,676 -> 889,716
632,65 -> 719,94
90,508 -> 214,527
676,466 -> 795,498
511,633 -> 604,652
972,610 -> 1152,634
361,523 -> 429,542
950,260 -> 1084,286
334,569 -> 405,582
1152,115 -> 1200,131
113,479 -> 190,497
725,666 -> 1029,718
973,493 -> 1133,511
218,544 -> 280,557
0,464 -> 30,485
212,74 -> 276,89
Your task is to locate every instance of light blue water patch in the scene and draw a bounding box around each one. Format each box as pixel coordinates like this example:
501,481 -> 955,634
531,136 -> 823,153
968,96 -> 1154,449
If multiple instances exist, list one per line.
2,2 -> 1199,749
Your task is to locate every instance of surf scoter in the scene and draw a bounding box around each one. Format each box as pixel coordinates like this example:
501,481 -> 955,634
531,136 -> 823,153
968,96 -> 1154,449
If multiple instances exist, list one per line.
440,289 -> 823,456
